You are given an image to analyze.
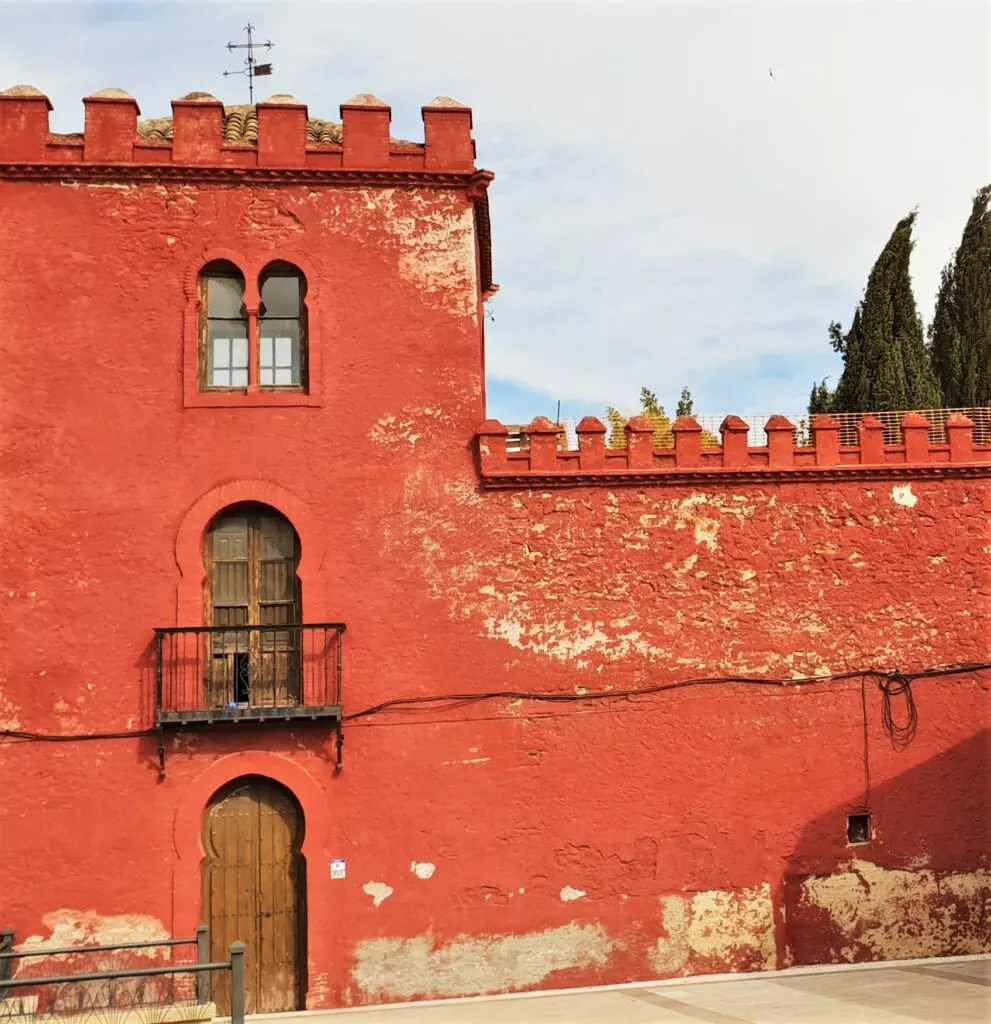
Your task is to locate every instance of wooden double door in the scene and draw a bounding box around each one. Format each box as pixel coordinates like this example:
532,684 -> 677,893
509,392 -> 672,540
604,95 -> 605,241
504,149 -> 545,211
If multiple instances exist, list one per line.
207,506 -> 302,709
202,777 -> 306,1014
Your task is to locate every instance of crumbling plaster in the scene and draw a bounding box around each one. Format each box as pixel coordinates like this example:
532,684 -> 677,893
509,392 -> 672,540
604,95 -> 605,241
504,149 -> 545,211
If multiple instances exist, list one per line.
0,149 -> 987,1014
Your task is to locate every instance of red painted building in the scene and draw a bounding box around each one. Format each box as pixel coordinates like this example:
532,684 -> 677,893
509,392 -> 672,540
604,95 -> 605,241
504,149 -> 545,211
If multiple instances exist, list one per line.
0,84 -> 988,1011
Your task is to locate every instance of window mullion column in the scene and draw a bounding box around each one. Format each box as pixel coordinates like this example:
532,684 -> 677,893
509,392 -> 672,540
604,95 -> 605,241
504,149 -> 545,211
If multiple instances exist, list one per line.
246,309 -> 260,392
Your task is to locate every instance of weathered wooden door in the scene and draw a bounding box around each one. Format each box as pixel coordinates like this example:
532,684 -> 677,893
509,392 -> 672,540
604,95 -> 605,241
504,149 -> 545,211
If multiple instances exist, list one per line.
206,506 -> 302,708
202,777 -> 306,1014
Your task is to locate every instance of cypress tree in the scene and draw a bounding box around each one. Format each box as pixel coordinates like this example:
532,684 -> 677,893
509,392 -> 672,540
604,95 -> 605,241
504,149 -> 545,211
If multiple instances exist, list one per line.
930,185 -> 991,406
811,212 -> 941,414
809,378 -> 834,414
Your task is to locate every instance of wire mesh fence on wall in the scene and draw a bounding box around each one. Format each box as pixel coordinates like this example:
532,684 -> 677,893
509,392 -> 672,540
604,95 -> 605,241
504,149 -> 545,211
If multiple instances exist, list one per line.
505,408 -> 991,452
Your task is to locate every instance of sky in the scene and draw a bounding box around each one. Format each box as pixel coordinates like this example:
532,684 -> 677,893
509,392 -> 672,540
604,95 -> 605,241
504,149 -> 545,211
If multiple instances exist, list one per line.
2,0 -> 988,424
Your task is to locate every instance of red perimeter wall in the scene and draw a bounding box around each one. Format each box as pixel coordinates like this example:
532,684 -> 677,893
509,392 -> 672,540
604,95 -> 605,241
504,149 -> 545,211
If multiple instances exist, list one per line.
0,89 -> 987,1009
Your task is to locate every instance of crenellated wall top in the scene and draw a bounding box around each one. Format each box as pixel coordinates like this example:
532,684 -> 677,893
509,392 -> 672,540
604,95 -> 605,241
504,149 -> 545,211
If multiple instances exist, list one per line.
0,86 -> 490,186
476,413 -> 991,487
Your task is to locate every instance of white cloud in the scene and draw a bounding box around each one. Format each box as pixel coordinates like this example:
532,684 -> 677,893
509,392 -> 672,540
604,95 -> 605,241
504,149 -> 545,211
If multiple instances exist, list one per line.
2,0 -> 986,418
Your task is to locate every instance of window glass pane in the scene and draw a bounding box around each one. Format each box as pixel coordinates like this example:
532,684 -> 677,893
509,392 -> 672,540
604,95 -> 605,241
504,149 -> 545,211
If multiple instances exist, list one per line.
274,336 -> 292,366
260,274 -> 300,317
207,275 -> 247,318
260,321 -> 300,386
231,336 -> 248,368
212,336 -> 231,369
209,327 -> 248,388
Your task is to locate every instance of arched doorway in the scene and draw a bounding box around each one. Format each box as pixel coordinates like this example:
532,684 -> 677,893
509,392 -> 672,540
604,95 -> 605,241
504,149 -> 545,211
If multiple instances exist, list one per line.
202,776 -> 306,1013
204,504 -> 302,709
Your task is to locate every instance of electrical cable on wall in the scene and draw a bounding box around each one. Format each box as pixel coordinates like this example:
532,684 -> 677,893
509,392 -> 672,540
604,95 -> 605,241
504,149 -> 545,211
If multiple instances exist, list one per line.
1,660 -> 984,753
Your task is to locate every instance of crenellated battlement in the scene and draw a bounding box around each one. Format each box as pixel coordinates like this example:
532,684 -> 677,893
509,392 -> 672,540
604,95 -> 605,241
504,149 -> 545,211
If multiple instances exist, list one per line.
477,412 -> 991,486
0,86 -> 488,184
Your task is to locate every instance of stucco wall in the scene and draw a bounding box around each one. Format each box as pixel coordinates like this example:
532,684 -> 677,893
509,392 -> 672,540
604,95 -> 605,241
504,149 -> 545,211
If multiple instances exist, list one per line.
0,110 -> 988,1010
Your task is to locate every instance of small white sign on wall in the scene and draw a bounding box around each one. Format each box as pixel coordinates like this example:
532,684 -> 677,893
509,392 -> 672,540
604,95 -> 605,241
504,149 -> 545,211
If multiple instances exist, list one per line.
330,858 -> 346,880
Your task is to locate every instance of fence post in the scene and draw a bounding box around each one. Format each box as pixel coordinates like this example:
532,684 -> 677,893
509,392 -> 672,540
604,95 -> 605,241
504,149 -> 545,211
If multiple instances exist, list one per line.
0,929 -> 13,984
154,630 -> 164,716
230,941 -> 246,1024
195,925 -> 209,1004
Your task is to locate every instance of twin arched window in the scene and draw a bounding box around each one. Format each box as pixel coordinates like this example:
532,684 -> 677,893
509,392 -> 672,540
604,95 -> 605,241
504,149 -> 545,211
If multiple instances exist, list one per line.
201,261 -> 307,392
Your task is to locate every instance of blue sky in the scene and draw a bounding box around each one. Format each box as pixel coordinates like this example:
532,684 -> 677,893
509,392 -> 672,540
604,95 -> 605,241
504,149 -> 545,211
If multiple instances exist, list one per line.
3,0 -> 987,424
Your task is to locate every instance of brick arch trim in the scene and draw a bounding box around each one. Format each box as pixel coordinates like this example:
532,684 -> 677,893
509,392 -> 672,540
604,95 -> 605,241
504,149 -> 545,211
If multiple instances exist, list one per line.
173,479 -> 327,625
184,248 -> 247,301
254,250 -> 323,303
187,249 -> 324,308
170,752 -> 333,1008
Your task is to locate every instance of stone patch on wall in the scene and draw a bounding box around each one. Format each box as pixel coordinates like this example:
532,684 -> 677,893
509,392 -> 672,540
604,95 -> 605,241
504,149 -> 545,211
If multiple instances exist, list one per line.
18,910 -> 169,952
362,882 -> 394,908
650,884 -> 777,975
14,911 -> 170,977
351,922 -> 614,1000
790,860 -> 991,962
0,685 -> 20,730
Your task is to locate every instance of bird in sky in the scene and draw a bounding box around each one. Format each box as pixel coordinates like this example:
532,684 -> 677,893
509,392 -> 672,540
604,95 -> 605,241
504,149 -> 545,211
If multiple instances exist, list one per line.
769,67 -> 776,80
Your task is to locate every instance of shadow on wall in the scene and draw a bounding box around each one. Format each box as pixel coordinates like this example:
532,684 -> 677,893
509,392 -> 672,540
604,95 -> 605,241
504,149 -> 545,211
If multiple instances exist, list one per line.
784,726 -> 990,965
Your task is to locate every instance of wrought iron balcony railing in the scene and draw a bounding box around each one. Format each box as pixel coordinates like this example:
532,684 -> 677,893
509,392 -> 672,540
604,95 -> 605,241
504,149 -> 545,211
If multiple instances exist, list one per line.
155,623 -> 344,725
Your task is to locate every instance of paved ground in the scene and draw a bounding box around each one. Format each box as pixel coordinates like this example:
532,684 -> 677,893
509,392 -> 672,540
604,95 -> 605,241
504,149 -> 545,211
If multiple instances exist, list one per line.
309,956 -> 989,1023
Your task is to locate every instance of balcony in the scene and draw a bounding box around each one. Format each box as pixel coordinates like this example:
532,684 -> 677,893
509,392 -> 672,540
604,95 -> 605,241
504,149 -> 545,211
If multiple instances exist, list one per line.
155,623 -> 345,726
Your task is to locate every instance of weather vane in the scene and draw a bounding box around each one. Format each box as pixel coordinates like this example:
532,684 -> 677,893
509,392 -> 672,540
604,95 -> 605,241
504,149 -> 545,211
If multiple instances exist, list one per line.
223,24 -> 274,104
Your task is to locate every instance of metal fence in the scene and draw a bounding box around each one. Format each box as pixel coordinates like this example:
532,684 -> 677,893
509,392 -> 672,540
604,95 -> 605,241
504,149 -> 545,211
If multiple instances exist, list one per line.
506,407 -> 991,452
0,928 -> 244,1024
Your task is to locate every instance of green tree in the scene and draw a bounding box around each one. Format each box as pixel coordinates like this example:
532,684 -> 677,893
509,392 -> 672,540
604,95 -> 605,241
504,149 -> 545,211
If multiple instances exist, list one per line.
637,387 -> 675,447
808,378 -> 834,414
607,387 -> 716,448
811,212 -> 942,414
606,406 -> 628,449
930,185 -> 991,406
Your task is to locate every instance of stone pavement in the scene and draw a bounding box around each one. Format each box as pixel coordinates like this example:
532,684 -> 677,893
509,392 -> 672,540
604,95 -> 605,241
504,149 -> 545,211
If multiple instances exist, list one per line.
294,956 -> 989,1023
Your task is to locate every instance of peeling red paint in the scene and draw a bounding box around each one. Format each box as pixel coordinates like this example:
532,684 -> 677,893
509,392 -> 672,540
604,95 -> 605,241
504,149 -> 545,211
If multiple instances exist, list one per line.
0,90 -> 987,1010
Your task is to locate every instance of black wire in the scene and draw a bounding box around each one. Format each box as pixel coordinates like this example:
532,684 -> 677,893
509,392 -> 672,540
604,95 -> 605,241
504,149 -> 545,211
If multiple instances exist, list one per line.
340,662 -> 990,727
878,671 -> 919,751
858,675 -> 871,810
2,660 -> 986,748
0,728 -> 158,742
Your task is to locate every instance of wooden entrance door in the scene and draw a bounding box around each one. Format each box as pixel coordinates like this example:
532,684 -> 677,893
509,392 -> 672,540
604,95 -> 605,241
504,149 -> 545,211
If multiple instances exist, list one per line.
202,777 -> 306,1014
206,506 -> 302,709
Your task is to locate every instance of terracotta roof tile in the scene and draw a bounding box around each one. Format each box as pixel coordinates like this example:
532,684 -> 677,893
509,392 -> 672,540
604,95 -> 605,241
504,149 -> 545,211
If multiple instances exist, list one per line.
135,104 -> 424,147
